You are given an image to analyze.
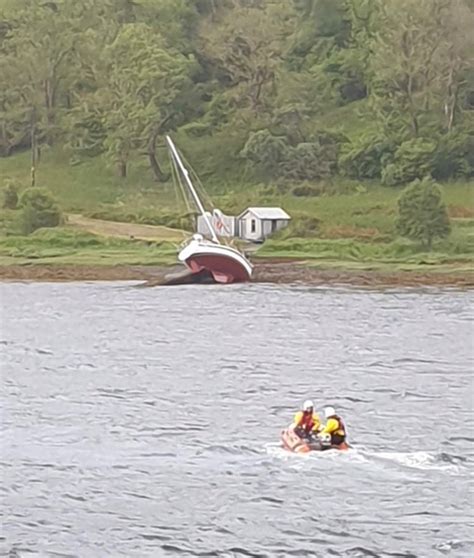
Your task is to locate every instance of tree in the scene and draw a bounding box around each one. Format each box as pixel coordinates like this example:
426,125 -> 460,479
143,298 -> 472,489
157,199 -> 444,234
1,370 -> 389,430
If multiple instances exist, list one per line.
19,187 -> 63,234
240,129 -> 287,175
289,0 -> 351,59
97,23 -> 194,179
381,138 -> 437,186
440,0 -> 474,131
396,177 -> 451,250
199,2 -> 292,112
368,0 -> 474,140
0,0 -> 87,151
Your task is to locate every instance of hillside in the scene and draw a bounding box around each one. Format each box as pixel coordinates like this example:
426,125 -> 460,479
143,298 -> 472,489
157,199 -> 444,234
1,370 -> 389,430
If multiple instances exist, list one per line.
0,0 -> 473,278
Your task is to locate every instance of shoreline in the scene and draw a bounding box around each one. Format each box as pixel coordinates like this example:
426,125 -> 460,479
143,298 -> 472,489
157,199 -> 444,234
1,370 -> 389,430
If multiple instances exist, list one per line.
1,261 -> 473,288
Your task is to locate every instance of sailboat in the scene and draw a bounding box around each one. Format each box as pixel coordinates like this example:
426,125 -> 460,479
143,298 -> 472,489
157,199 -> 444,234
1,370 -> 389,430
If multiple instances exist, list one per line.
166,135 -> 253,284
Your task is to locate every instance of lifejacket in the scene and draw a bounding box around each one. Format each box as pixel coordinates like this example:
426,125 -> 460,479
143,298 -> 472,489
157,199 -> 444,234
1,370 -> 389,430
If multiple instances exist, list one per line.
296,411 -> 316,434
329,415 -> 346,443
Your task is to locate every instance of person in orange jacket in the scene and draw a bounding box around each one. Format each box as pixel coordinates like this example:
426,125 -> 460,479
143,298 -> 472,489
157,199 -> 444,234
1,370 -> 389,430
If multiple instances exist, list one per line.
319,406 -> 347,446
289,400 -> 322,439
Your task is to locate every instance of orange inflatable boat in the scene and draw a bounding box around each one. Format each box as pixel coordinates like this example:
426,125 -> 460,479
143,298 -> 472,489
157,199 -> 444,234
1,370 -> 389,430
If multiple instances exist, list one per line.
280,428 -> 350,453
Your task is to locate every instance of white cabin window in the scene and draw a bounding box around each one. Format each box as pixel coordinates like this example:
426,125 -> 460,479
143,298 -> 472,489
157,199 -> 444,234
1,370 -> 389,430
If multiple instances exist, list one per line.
251,219 -> 256,233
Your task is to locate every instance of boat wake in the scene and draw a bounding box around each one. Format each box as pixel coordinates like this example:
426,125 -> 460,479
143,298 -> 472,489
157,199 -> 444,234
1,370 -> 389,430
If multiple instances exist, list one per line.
265,443 -> 465,474
365,449 -> 466,473
366,451 -> 461,473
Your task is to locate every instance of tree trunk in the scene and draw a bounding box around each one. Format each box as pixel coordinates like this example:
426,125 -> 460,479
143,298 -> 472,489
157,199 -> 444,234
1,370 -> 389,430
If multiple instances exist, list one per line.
405,74 -> 419,137
118,160 -> 127,178
148,142 -> 168,182
0,120 -> 9,157
445,56 -> 460,132
31,109 -> 37,187
147,115 -> 173,182
411,113 -> 419,138
250,68 -> 273,112
44,79 -> 56,145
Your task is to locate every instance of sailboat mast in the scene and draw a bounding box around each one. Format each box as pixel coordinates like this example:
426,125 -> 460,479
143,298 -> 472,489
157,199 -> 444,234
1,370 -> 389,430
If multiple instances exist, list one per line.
166,135 -> 219,244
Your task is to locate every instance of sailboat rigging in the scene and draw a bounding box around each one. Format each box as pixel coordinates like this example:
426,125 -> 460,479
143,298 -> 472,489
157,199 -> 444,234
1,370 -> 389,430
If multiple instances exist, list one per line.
166,135 -> 253,284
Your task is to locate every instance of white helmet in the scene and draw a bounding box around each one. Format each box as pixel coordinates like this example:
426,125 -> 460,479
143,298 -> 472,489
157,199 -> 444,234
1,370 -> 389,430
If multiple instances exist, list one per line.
303,400 -> 314,411
324,406 -> 336,419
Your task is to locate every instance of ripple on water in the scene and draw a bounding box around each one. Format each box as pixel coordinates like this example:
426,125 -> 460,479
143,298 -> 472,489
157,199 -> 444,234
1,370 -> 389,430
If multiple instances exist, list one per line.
1,283 -> 473,557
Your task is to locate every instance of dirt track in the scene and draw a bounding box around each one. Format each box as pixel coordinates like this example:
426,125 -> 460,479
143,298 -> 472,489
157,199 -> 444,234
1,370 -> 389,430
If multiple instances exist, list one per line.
67,214 -> 185,242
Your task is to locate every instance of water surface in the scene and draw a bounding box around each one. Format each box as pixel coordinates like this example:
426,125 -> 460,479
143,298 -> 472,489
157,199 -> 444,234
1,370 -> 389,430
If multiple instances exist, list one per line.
1,282 -> 473,557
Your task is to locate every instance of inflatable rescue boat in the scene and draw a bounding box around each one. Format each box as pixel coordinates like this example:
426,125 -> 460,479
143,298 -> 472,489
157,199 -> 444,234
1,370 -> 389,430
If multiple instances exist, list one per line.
280,428 -> 350,453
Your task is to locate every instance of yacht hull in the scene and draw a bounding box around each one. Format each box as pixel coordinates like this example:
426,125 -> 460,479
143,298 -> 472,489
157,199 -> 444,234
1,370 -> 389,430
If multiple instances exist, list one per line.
179,240 -> 253,284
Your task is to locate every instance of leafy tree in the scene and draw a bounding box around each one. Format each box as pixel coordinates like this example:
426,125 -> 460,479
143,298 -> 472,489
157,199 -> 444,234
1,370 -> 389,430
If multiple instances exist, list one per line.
240,130 -> 288,175
19,187 -> 63,234
339,133 -> 394,179
281,139 -> 338,180
432,131 -> 474,180
0,0 -> 89,151
97,23 -> 194,179
368,0 -> 474,139
0,0 -> 472,187
290,0 -> 350,60
381,138 -> 437,186
199,2 -> 292,112
396,177 -> 451,250
241,129 -> 340,180
141,0 -> 201,53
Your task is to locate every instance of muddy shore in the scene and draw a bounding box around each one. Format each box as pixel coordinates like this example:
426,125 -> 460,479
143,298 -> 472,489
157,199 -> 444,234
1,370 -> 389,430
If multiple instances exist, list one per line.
1,261 -> 473,288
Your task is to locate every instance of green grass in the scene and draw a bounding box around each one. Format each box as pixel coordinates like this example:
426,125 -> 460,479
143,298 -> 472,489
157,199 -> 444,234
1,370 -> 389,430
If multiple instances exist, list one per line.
0,227 -> 178,266
255,223 -> 474,275
1,145 -> 473,273
2,146 -> 472,230
214,180 -> 474,240
0,148 -> 180,213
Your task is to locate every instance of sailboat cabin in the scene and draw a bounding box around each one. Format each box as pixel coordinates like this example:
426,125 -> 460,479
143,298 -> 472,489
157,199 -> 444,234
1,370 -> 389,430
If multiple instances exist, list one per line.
238,207 -> 291,242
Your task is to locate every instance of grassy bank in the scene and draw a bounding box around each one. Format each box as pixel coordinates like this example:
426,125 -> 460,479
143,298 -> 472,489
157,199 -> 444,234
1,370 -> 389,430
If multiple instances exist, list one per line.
1,224 -> 472,277
0,228 -> 178,267
1,146 -> 473,276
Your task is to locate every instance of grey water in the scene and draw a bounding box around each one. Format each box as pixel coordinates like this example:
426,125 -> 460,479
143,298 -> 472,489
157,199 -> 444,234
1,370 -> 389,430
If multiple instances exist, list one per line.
1,282 -> 473,558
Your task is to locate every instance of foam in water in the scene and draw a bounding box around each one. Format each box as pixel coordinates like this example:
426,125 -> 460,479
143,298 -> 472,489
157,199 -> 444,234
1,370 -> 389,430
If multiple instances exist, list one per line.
368,450 -> 463,473
266,443 -> 463,474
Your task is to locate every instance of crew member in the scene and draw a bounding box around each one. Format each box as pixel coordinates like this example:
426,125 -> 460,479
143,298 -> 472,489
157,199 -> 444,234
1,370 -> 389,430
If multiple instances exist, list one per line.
290,400 -> 321,439
319,406 -> 347,446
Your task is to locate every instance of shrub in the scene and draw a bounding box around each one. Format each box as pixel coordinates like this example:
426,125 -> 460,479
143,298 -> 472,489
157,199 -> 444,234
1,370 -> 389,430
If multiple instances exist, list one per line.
382,138 -> 436,186
240,130 -> 288,175
242,129 -> 343,181
339,133 -> 394,179
432,131 -> 474,180
291,183 -> 325,197
281,142 -> 331,180
19,188 -> 63,234
396,177 -> 451,250
3,182 -> 19,209
277,216 -> 321,239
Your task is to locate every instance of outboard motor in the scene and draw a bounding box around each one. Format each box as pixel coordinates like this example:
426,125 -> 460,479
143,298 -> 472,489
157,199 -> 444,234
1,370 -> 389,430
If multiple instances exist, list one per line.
319,432 -> 332,448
